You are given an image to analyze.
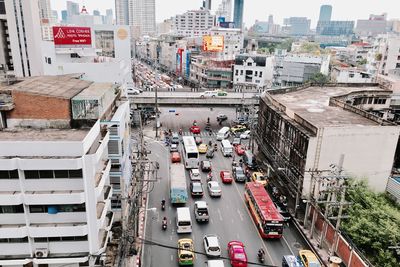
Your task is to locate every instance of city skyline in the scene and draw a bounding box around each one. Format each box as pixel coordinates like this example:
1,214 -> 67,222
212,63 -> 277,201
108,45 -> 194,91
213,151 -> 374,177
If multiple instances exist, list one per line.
51,0 -> 399,28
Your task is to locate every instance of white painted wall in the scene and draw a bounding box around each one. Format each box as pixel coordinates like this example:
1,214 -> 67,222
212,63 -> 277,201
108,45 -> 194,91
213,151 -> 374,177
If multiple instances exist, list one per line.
303,125 -> 400,196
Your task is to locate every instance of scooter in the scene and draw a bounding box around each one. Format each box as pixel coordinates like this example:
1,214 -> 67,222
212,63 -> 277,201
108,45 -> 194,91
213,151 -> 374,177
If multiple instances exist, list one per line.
207,172 -> 213,182
258,249 -> 265,263
162,218 -> 167,230
161,200 -> 165,211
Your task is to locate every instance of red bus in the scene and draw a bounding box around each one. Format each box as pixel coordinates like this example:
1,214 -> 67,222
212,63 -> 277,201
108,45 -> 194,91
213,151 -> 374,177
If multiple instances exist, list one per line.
244,182 -> 284,238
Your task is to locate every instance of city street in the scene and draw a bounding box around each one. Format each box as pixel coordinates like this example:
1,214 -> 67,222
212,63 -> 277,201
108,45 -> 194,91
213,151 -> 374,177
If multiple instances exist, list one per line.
141,108 -> 310,267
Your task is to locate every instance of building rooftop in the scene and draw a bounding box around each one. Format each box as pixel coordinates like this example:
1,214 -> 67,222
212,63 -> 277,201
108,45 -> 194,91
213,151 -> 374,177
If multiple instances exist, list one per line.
73,82 -> 114,100
270,86 -> 388,128
9,74 -> 92,99
0,128 -> 89,141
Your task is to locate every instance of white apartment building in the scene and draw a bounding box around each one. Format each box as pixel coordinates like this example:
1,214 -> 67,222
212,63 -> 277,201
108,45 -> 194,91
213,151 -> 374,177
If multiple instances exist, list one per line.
210,27 -> 243,59
233,53 -> 274,90
331,66 -> 373,83
0,0 -> 43,77
173,9 -> 215,37
38,0 -> 52,22
115,0 -> 129,25
41,25 -> 132,86
216,0 -> 232,21
0,75 -> 132,266
130,0 -> 156,37
367,34 -> 400,76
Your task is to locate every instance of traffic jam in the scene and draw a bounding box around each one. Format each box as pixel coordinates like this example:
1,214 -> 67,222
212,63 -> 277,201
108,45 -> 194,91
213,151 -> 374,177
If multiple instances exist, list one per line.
162,117 -> 320,267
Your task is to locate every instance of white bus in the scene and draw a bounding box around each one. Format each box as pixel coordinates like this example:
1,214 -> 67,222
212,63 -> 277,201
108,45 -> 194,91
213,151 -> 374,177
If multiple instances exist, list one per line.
182,136 -> 199,169
176,207 -> 192,233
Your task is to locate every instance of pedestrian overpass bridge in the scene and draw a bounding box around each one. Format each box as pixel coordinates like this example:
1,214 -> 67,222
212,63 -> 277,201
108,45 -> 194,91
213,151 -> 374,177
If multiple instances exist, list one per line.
129,92 -> 260,107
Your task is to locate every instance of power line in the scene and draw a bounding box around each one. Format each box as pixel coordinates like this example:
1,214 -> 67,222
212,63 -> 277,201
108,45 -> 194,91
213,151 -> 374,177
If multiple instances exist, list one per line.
138,237 -> 279,267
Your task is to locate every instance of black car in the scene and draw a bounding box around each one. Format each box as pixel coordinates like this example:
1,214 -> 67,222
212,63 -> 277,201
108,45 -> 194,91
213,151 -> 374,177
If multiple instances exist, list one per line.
217,114 -> 228,122
232,166 -> 246,182
190,182 -> 204,197
206,149 -> 214,158
201,160 -> 212,172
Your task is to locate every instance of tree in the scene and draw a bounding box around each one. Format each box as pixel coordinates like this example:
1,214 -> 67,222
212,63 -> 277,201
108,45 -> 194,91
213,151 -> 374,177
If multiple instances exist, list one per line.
341,181 -> 400,267
308,72 -> 329,86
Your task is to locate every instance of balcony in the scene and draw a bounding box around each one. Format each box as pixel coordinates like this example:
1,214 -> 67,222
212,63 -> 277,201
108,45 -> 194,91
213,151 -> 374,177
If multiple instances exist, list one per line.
0,225 -> 28,238
0,213 -> 25,225
95,160 -> 111,197
28,223 -> 88,237
0,191 -> 22,205
24,190 -> 85,205
29,212 -> 87,224
0,242 -> 30,256
33,241 -> 89,255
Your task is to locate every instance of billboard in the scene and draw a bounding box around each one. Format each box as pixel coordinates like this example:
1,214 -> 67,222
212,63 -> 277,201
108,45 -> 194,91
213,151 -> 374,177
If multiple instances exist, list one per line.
202,36 -> 224,52
219,21 -> 235,28
53,26 -> 92,46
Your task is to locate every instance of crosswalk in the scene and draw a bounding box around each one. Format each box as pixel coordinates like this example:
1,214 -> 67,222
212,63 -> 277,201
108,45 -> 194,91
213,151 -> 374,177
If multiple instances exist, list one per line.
179,131 -> 216,137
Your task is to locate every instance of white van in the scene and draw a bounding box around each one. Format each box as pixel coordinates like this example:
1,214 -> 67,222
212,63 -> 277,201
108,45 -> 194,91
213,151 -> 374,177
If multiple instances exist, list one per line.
216,127 -> 230,141
176,207 -> 192,233
207,260 -> 225,267
221,140 -> 233,157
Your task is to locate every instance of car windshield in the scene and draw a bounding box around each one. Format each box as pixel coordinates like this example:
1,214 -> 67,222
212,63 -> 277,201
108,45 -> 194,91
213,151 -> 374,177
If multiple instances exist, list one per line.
211,184 -> 220,190
234,252 -> 245,259
192,171 -> 200,176
203,161 -> 211,167
236,169 -> 244,175
193,184 -> 202,191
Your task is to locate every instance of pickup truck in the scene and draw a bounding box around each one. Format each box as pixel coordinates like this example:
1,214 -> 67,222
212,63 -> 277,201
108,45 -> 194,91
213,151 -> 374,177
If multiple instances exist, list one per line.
194,201 -> 209,222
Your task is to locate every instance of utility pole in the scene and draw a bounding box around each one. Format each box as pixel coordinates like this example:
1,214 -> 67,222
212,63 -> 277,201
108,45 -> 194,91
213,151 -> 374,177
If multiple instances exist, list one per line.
155,63 -> 159,139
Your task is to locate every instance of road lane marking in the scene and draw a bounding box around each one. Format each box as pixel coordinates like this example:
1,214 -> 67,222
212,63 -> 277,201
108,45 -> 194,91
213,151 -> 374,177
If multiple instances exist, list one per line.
237,208 -> 244,221
217,208 -> 223,221
232,180 -> 275,266
170,255 -> 173,261
283,235 -> 295,255
210,218 -> 214,224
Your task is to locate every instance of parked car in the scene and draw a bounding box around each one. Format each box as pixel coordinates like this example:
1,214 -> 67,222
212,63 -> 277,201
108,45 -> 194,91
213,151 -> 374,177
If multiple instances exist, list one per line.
201,160 -> 212,172
190,125 -> 201,134
190,181 -> 204,197
227,241 -> 247,267
251,172 -> 268,186
178,239 -> 195,266
206,148 -> 214,158
171,152 -> 181,163
220,170 -> 233,184
195,136 -> 203,145
170,143 -> 179,152
235,145 -> 245,156
207,181 -> 222,197
203,234 -> 221,257
232,166 -> 246,182
240,130 -> 251,139
232,138 -> 241,147
198,143 -> 208,154
190,169 -> 201,181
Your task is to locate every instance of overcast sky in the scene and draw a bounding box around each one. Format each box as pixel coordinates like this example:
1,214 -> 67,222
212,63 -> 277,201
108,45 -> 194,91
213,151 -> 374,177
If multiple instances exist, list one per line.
50,0 -> 398,28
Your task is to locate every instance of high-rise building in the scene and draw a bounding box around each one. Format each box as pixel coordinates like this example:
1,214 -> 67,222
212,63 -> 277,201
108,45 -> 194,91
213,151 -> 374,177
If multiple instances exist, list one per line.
233,0 -> 244,29
173,9 -> 215,37
105,8 -> 113,24
0,0 -> 43,77
61,9 -> 68,23
216,0 -> 232,21
203,0 -> 212,10
38,0 -> 52,22
131,0 -> 156,37
318,5 -> 332,22
283,17 -> 311,36
115,0 -> 129,25
66,1 -> 79,22
316,20 -> 354,36
93,9 -> 100,16
356,14 -> 387,37
51,10 -> 58,22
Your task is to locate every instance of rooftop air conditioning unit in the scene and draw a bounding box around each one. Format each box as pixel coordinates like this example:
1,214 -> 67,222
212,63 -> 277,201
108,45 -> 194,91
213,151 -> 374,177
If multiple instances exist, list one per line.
34,248 -> 49,258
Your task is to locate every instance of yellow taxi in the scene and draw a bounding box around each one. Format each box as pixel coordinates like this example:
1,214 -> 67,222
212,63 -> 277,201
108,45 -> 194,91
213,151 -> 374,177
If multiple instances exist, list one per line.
298,250 -> 321,267
230,124 -> 247,133
178,238 -> 195,265
251,171 -> 268,186
198,143 -> 208,153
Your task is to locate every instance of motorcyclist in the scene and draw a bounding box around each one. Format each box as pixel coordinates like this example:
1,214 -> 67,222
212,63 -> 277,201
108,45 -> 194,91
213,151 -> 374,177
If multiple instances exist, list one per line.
161,199 -> 166,210
162,216 -> 167,224
258,248 -> 265,260
207,172 -> 213,182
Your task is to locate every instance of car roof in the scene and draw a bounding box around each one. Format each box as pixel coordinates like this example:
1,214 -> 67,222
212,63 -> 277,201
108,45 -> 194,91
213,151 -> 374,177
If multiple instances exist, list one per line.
191,169 -> 200,173
205,235 -> 219,246
195,201 -> 207,208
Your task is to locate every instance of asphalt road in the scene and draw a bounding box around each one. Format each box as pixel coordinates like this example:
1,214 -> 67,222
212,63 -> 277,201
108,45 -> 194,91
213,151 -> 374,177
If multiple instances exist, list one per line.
139,92 -> 260,98
141,108 -> 310,267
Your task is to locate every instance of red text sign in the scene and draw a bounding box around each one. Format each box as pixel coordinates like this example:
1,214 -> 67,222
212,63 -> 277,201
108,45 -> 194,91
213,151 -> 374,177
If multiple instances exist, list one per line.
53,26 -> 92,46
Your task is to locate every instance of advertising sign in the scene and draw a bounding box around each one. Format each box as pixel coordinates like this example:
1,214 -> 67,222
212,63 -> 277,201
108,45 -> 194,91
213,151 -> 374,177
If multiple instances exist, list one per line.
202,36 -> 224,52
53,26 -> 92,46
219,21 -> 235,28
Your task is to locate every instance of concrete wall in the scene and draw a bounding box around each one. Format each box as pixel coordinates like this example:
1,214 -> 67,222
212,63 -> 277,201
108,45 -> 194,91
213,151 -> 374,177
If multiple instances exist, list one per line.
303,125 -> 400,195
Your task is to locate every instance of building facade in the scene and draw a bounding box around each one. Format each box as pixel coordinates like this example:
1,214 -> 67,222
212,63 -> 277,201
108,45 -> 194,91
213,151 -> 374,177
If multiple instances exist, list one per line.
233,54 -> 273,90
0,74 -> 132,266
256,85 -> 399,203
173,9 -> 215,37
233,0 -> 244,29
316,20 -> 355,36
318,5 -> 332,22
115,0 -> 129,25
131,0 -> 156,37
283,17 -> 311,36
216,0 -> 232,21
331,66 -> 373,83
356,14 -> 387,37
190,55 -> 233,88
66,1 -> 80,23
210,27 -> 243,59
38,0 -> 52,22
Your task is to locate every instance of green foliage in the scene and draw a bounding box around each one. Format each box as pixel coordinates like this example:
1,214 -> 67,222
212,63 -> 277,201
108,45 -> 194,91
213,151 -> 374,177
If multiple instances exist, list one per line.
342,181 -> 400,266
308,72 -> 329,86
357,58 -> 367,66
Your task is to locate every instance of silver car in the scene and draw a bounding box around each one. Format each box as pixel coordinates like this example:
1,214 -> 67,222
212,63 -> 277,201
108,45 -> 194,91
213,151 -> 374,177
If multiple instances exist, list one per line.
170,143 -> 178,152
207,181 -> 222,197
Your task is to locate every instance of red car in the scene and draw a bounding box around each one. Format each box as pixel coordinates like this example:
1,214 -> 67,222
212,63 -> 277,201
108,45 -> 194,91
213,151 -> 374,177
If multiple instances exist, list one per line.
171,152 -> 181,163
235,145 -> 245,156
190,125 -> 201,134
227,241 -> 247,267
220,170 -> 233,184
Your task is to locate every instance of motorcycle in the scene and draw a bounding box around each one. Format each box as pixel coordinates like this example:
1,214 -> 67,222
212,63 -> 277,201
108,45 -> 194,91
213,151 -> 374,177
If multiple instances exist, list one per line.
178,128 -> 182,135
161,199 -> 166,211
162,217 -> 167,230
258,248 -> 265,263
207,172 -> 213,182
213,143 -> 218,151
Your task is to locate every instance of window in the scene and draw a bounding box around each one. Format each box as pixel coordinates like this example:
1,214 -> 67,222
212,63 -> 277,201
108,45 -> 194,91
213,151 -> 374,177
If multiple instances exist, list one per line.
349,73 -> 355,78
0,237 -> 28,243
259,72 -> 263,77
235,69 -> 238,76
396,63 -> 400,68
25,169 -> 83,179
25,170 -> 39,179
255,71 -> 258,76
0,170 -> 18,179
247,62 -> 252,66
240,70 -> 243,75
29,204 -> 86,213
0,205 -> 24,213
